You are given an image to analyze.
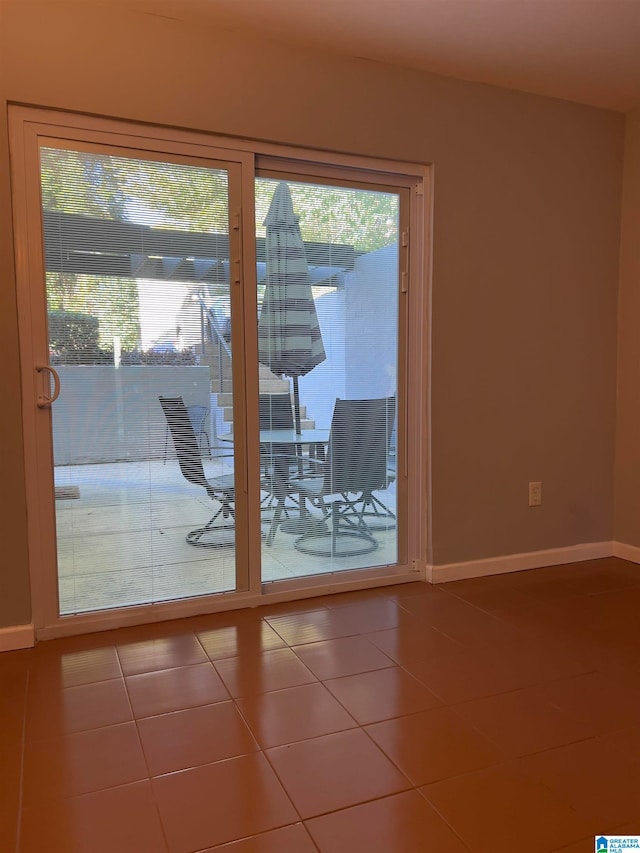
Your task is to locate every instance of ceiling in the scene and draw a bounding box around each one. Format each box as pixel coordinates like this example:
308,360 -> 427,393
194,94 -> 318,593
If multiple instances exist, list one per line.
128,0 -> 640,112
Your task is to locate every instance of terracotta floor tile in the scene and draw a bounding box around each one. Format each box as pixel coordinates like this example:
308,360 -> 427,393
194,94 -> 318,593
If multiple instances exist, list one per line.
421,762 -> 588,853
0,812 -> 18,853
265,728 -> 410,818
12,561 -> 640,853
30,631 -> 115,658
516,735 -> 640,828
306,789 -> 469,853
366,706 -> 499,785
453,687 -> 595,757
512,576 -> 585,604
603,659 -> 640,690
213,647 -> 317,698
205,822 -> 318,852
396,591 -> 521,647
138,701 -> 259,776
152,753 -> 298,852
534,671 -> 640,735
0,673 -> 27,745
30,645 -> 122,689
126,662 -> 229,718
25,677 -> 132,739
495,633 -> 593,684
576,629 -> 640,671
0,648 -> 32,675
0,743 -> 21,853
602,721 -> 640,756
20,780 -> 168,853
236,682 -> 357,748
0,741 -> 21,804
553,838 -> 599,853
447,569 -> 577,597
401,645 -> 535,704
323,666 -> 441,724
22,721 -> 148,805
495,600 -> 587,642
364,621 -> 462,665
259,598 -> 332,618
197,621 -> 286,660
322,581 -> 432,607
117,633 -> 208,675
318,599 -> 403,634
264,609 -> 361,645
291,636 -> 394,680
445,583 -> 536,612
559,567 -> 640,594
610,818 -> 640,833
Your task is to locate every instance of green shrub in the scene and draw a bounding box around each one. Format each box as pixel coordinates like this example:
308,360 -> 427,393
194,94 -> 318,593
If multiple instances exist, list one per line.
48,311 -> 99,357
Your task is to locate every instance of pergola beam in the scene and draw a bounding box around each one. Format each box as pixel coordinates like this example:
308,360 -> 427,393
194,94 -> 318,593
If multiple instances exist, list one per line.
43,210 -> 356,281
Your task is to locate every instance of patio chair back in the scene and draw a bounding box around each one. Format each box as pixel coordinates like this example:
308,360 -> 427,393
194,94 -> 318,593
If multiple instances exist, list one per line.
159,396 -> 209,491
324,396 -> 396,495
259,392 -> 294,431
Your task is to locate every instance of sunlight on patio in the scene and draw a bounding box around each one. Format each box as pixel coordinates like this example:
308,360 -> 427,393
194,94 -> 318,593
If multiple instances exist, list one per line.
55,459 -> 397,615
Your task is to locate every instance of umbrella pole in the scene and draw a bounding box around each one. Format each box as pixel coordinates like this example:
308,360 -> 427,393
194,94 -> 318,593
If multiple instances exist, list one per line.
292,375 -> 304,479
292,376 -> 302,435
280,373 -> 328,537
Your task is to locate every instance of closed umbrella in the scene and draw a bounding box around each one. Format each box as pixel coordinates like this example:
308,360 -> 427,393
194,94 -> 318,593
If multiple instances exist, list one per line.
258,181 -> 326,435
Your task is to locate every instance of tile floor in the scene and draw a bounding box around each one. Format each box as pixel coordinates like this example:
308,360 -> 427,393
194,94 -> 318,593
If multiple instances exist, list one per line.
55,460 -> 397,614
2,556 -> 640,852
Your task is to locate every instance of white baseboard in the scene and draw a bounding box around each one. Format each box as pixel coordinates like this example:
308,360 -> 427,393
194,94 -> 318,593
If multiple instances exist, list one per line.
0,623 -> 35,652
2,544 -> 637,644
427,541 -> 615,584
612,541 -> 640,564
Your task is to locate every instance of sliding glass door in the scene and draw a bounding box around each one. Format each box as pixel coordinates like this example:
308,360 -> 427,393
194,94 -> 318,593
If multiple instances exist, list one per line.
255,173 -> 408,583
33,140 -> 247,616
11,108 -> 422,636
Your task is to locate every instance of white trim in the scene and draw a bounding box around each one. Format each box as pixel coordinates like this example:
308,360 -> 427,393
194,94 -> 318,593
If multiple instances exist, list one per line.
427,541 -> 615,583
36,571 -> 422,640
9,104 -> 430,639
9,106 -> 430,180
612,541 -> 640,564
0,624 -> 35,652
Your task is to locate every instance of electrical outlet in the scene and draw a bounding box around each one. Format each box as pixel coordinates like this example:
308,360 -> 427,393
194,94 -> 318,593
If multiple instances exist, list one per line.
528,481 -> 542,507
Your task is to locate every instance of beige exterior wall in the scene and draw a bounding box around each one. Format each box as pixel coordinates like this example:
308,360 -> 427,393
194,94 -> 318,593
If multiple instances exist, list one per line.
0,2 -> 625,626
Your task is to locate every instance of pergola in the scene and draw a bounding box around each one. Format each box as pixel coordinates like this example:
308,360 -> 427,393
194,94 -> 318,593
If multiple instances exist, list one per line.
43,210 -> 356,286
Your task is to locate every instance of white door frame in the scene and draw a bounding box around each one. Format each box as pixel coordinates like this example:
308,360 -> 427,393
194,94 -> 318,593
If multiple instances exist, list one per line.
9,106 -> 431,640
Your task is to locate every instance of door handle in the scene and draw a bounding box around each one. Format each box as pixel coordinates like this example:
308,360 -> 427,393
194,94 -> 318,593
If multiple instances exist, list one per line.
36,365 -> 60,407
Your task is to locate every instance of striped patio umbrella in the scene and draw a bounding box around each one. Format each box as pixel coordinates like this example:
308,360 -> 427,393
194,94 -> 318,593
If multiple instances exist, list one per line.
258,181 -> 326,435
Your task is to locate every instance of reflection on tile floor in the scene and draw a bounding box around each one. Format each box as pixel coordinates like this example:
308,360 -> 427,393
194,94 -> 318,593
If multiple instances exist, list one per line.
3,558 -> 640,851
55,460 -> 397,614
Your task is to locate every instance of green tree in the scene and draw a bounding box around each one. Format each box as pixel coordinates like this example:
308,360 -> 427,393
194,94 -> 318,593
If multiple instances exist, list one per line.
255,178 -> 399,252
40,149 -> 400,352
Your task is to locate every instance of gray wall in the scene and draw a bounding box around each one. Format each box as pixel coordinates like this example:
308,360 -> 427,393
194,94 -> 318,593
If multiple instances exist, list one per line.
0,1 -> 624,625
52,367 -> 211,464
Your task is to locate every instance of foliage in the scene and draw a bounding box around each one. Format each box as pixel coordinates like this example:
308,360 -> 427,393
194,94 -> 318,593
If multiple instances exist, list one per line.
119,349 -> 197,366
47,310 -> 196,365
40,148 -> 399,253
48,310 -> 99,356
46,273 -> 141,351
39,149 -> 400,346
255,178 -> 399,253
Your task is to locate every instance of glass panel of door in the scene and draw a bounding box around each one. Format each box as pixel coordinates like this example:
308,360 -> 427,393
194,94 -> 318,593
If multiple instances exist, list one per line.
254,176 -> 401,582
40,145 -> 240,614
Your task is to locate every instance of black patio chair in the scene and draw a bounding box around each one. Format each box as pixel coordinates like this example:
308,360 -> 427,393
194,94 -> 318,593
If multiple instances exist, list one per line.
162,403 -> 211,463
159,395 -> 235,547
291,395 -> 396,557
